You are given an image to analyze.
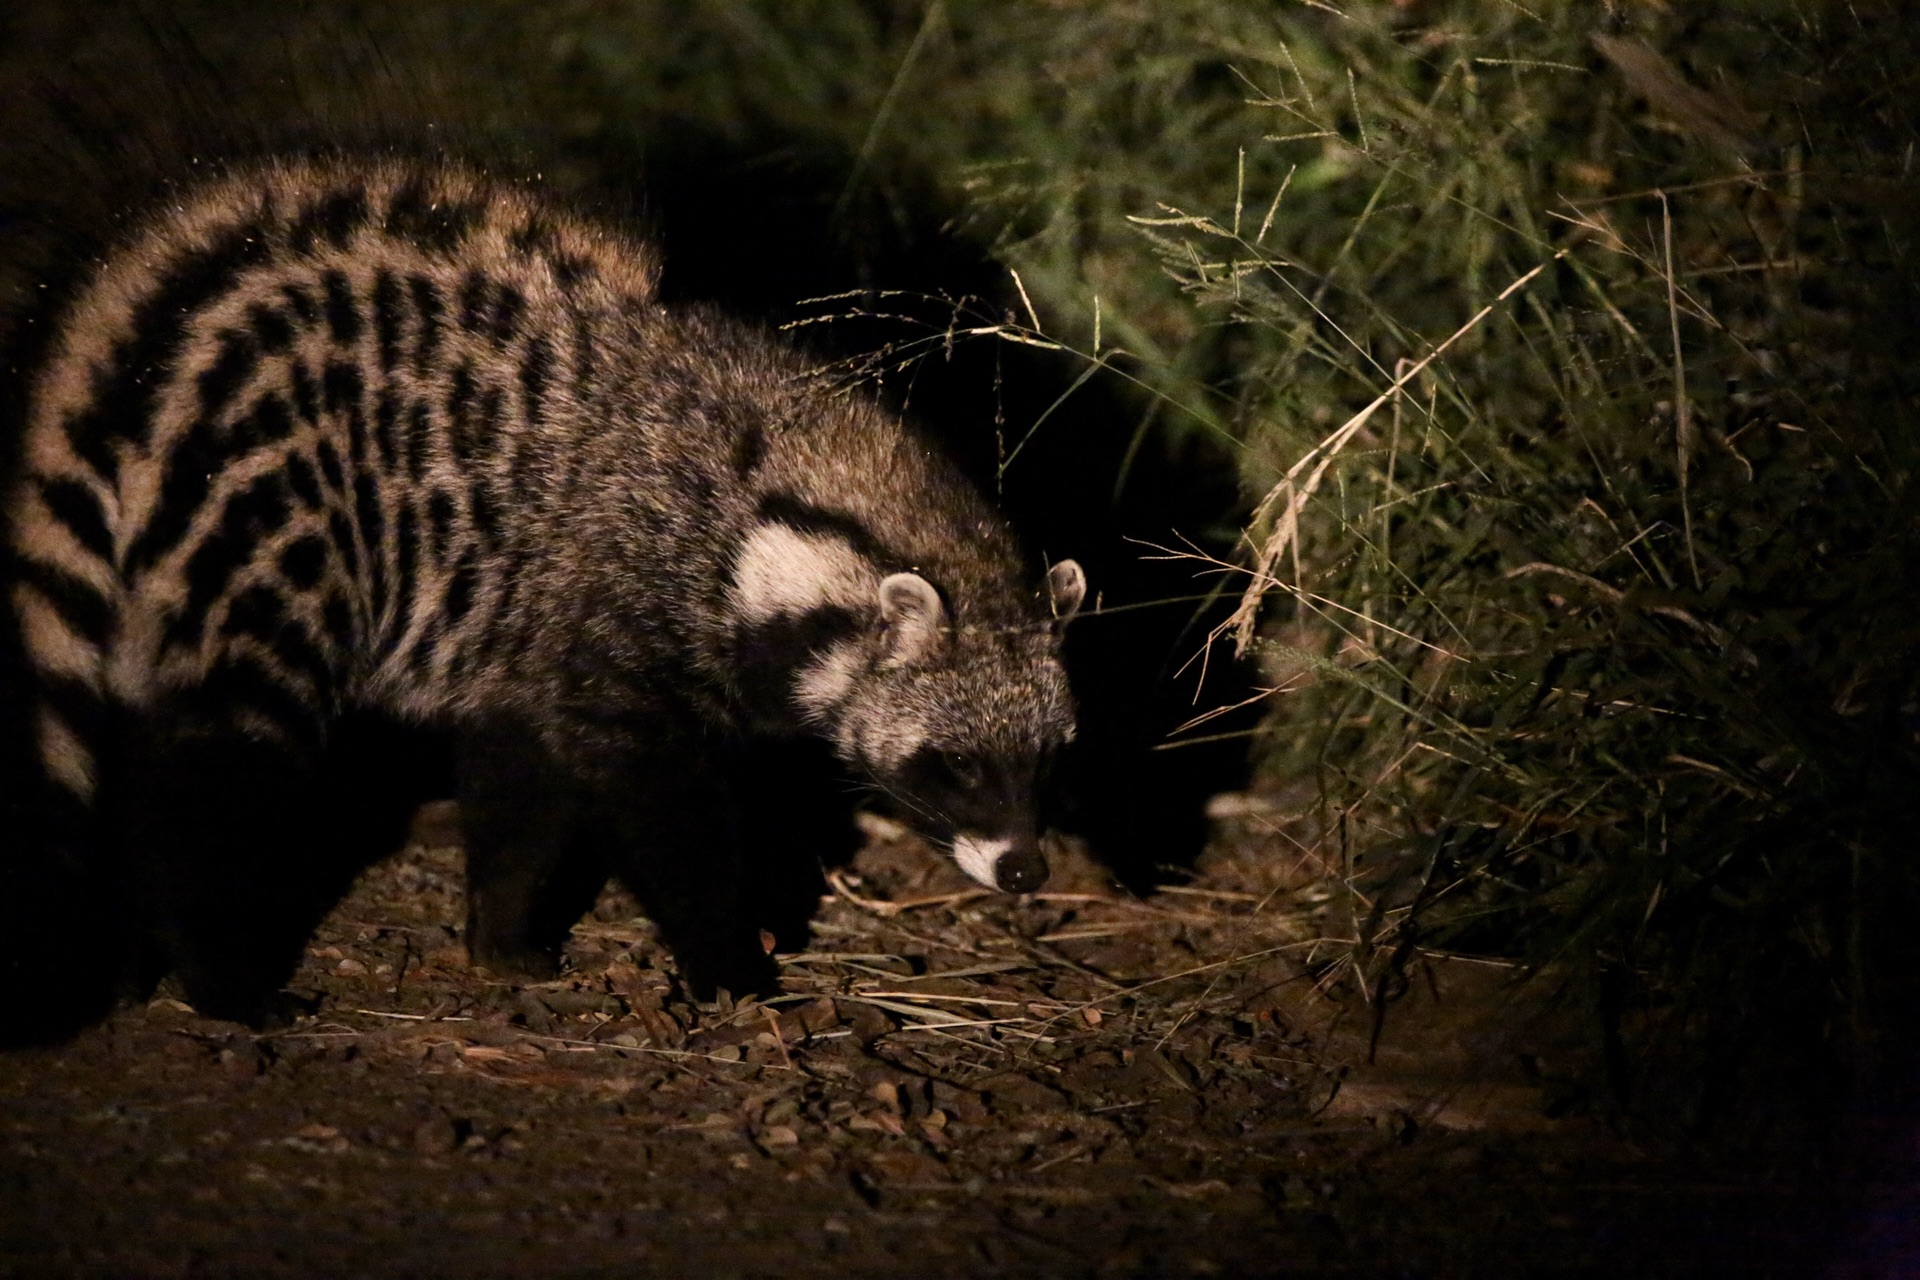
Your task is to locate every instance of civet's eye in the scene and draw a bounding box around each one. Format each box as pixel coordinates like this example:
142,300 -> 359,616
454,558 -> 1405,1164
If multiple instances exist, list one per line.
941,752 -> 983,789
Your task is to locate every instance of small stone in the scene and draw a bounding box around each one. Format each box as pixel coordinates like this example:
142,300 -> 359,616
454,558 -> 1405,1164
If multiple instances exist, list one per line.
846,1112 -> 900,1136
854,811 -> 908,842
845,1002 -> 893,1045
757,1125 -> 800,1150
932,1082 -> 990,1124
412,1117 -> 458,1155
796,998 -> 841,1035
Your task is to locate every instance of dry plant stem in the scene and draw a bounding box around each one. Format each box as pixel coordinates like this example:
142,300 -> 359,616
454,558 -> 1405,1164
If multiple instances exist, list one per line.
1227,254 -> 1562,654
1661,192 -> 1703,589
826,868 -> 991,916
833,0 -> 946,223
761,1006 -> 795,1070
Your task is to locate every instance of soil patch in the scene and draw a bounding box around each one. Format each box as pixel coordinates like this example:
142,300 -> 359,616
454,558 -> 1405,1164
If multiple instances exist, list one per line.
0,805 -> 1892,1277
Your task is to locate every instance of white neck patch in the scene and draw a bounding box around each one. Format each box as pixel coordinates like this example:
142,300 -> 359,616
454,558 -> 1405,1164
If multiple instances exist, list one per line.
951,833 -> 1011,889
794,641 -> 862,722
730,523 -> 872,623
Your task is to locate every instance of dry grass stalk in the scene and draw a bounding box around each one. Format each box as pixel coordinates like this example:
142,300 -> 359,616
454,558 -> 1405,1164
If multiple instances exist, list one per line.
1224,256 -> 1559,655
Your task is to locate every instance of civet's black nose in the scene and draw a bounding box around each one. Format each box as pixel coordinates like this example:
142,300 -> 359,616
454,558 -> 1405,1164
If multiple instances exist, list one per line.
995,845 -> 1049,894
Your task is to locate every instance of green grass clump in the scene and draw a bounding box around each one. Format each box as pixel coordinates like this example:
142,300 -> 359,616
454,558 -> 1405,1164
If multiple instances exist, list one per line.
1058,3 -> 1920,1119
546,1 -> 1920,1120
1113,5 -> 1920,1122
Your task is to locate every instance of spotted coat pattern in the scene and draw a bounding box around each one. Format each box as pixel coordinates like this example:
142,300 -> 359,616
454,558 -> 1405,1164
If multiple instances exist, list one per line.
8,157 -> 1082,905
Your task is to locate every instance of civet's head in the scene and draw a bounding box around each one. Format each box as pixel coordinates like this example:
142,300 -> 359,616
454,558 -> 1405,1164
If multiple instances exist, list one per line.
784,557 -> 1087,894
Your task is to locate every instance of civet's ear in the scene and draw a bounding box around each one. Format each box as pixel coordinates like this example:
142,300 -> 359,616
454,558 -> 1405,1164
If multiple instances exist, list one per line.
878,572 -> 946,665
1046,559 -> 1087,624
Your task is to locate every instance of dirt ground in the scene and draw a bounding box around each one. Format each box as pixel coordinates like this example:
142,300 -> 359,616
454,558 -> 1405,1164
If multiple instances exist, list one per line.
0,802 -> 1907,1279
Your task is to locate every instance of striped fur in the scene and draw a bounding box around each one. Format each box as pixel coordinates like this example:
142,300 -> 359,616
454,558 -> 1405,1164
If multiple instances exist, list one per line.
6,157 -> 1083,1012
